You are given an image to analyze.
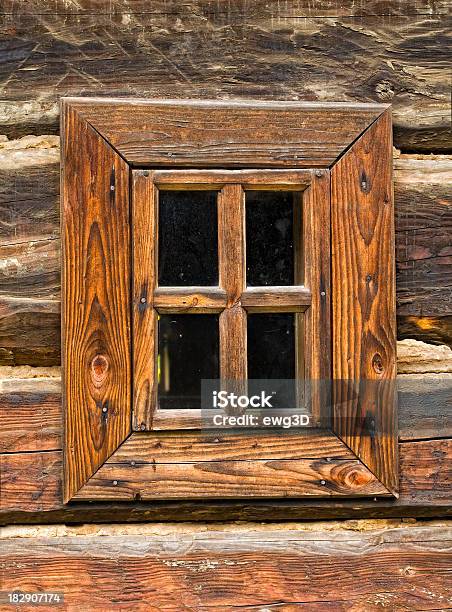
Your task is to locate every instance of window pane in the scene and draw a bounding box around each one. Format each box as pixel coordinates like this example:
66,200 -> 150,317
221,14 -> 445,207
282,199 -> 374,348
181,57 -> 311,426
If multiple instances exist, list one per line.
246,190 -> 302,286
247,313 -> 296,408
158,190 -> 218,286
158,314 -> 219,409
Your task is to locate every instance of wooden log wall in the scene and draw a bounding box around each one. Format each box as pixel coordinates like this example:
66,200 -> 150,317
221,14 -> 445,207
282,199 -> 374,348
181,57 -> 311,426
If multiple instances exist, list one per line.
0,1 -> 450,608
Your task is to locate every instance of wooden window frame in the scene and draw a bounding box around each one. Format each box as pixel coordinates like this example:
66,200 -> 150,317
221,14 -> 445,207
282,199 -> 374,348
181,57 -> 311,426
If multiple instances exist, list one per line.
61,98 -> 397,504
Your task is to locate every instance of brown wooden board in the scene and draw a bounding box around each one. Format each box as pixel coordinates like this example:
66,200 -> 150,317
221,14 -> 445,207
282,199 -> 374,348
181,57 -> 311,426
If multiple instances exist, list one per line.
332,110 -> 398,494
1,523 -> 451,610
2,1 -> 450,16
61,103 -> 131,502
0,13 -> 449,152
0,441 -> 450,521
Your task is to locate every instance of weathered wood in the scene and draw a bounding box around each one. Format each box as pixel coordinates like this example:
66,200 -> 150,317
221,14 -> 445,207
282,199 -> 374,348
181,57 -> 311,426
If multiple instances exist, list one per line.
397,256 -> 452,318
104,431 -> 356,463
3,373 -> 448,448
0,297 -> 60,366
74,457 -> 388,500
2,440 -> 450,518
131,171 -> 157,431
241,286 -> 311,312
398,374 -> 452,440
152,169 -> 312,188
0,238 -> 60,298
303,170 -> 331,426
219,305 -> 247,383
397,339 -> 452,374
2,0 -> 450,16
67,98 -> 387,168
153,287 -> 227,313
1,523 -> 451,612
399,439 -> 451,504
0,388 -> 61,452
0,451 -> 62,512
332,110 -> 398,494
61,104 -> 131,501
0,135 -> 59,245
398,315 -> 451,348
0,14 -> 448,149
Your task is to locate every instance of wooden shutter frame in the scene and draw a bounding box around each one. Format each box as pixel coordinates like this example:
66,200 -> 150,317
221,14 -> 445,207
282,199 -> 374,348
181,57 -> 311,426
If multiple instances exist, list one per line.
61,98 -> 397,504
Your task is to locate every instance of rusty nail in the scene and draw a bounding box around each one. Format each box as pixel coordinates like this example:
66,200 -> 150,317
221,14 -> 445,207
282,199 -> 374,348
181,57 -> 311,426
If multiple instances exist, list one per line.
315,170 -> 323,177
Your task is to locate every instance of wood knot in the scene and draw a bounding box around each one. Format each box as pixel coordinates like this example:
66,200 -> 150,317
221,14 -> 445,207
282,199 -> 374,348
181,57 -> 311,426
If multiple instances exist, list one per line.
91,354 -> 109,387
372,353 -> 384,375
336,463 -> 374,490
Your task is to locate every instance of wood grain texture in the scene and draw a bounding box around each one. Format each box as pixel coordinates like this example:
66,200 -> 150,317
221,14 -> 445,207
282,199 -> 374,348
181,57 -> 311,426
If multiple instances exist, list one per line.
68,98 -> 386,168
398,315 -> 452,348
74,458 -> 388,500
0,13 -> 448,150
0,389 -> 61,452
104,430 -> 356,462
131,171 -> 157,431
0,297 -> 60,366
398,374 -> 452,440
152,169 -> 312,188
1,439 -> 450,519
153,287 -> 227,313
61,103 -> 131,501
303,170 -> 331,426
1,523 -> 451,611
332,110 -> 398,494
0,451 -> 62,512
241,286 -> 311,312
0,138 -> 59,245
2,0 -> 450,16
0,237 -> 60,298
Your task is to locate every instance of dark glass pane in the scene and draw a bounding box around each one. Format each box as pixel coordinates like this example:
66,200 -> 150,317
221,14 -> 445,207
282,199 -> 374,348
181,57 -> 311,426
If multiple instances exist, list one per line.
158,314 -> 219,409
248,313 -> 295,379
247,313 -> 296,408
158,190 -> 218,286
246,191 -> 300,286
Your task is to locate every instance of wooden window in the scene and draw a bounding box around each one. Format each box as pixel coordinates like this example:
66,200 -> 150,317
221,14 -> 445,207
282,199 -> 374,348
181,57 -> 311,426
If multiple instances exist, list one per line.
62,99 -> 397,504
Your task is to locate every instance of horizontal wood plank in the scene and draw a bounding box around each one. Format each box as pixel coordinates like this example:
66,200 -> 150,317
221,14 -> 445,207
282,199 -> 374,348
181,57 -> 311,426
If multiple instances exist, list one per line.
1,440 -> 450,520
68,98 -> 387,168
0,451 -> 62,512
1,523 -> 450,610
2,0 -> 450,16
0,389 -> 61,453
74,458 -> 388,500
152,169 -> 312,188
241,286 -> 311,312
105,431 -> 356,463
0,15 -> 448,151
0,297 -> 60,366
153,287 -> 227,313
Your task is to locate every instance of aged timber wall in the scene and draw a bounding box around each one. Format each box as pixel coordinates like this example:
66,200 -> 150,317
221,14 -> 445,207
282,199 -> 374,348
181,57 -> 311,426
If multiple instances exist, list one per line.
0,1 -> 450,609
